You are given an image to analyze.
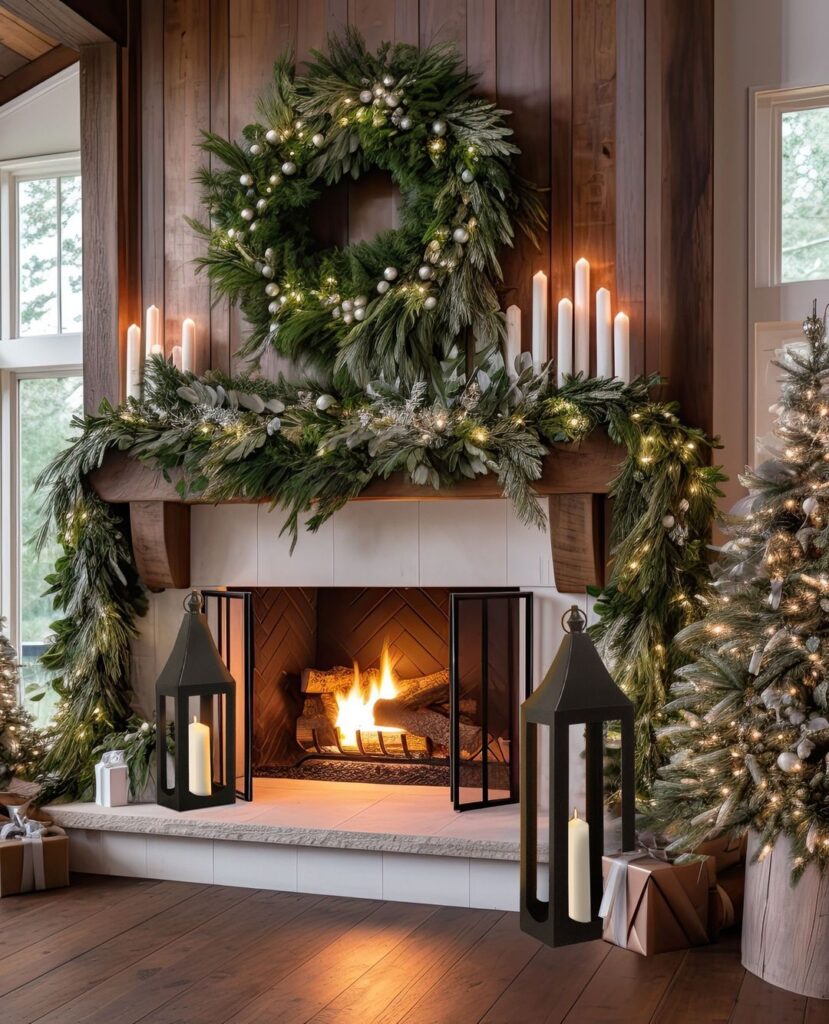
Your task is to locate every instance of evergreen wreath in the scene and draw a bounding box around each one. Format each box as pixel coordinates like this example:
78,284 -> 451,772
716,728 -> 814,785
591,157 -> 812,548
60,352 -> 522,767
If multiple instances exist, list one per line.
191,32 -> 545,384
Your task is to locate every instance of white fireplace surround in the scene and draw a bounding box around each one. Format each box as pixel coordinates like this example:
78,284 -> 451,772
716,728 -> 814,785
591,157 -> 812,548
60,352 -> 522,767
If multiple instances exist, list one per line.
54,499 -> 593,911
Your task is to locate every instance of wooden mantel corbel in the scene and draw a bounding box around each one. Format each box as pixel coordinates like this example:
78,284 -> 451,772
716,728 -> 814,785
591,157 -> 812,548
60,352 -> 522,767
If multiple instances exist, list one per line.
89,431 -> 623,593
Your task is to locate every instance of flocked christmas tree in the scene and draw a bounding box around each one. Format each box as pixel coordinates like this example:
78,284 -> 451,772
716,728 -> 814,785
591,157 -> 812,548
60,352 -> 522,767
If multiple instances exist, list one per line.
0,618 -> 40,788
653,303 -> 829,874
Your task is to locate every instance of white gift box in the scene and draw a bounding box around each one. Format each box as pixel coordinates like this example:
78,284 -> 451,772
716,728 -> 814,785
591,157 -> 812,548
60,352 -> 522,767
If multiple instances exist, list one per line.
95,751 -> 129,807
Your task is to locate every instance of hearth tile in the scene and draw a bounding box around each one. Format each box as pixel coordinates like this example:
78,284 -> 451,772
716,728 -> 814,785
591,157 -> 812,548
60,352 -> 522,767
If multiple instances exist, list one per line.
469,858 -> 519,911
191,504 -> 258,586
336,791 -> 455,837
258,506 -> 334,584
213,839 -> 298,891
506,503 -> 553,586
65,827 -> 102,873
333,501 -> 419,585
297,846 -> 383,899
418,500 -> 508,585
146,834 -> 214,883
99,831 -> 148,877
382,852 -> 470,906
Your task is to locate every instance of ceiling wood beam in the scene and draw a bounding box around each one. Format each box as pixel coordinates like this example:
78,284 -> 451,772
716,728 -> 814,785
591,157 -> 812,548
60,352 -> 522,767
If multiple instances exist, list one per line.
0,40 -> 74,103
0,1 -> 124,48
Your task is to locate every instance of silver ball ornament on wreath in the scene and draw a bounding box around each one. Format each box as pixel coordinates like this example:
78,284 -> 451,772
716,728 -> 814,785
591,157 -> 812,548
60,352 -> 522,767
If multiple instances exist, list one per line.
431,119 -> 447,137
239,173 -> 253,187
249,220 -> 259,231
264,247 -> 274,261
342,299 -> 353,312
804,496 -> 819,516
461,169 -> 475,184
353,307 -> 366,321
281,161 -> 297,176
241,208 -> 254,221
383,267 -> 399,281
418,264 -> 434,281
399,116 -> 412,130
227,228 -> 236,239
265,129 -> 279,144
382,74 -> 396,88
332,306 -> 341,319
256,198 -> 268,212
311,133 -> 325,148
268,301 -> 279,314
359,89 -> 373,104
776,751 -> 802,773
265,282 -> 279,297
261,265 -> 275,278
797,737 -> 815,760
373,84 -> 385,98
385,92 -> 401,108
269,174 -> 281,186
452,226 -> 470,244
250,143 -> 262,155
316,394 -> 337,411
377,280 -> 390,294
662,514 -> 676,529
343,312 -> 354,325
354,295 -> 367,308
423,296 -> 438,311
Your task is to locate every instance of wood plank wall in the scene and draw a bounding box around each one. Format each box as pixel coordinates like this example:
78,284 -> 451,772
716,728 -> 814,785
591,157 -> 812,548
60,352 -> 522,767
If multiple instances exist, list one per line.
90,0 -> 712,431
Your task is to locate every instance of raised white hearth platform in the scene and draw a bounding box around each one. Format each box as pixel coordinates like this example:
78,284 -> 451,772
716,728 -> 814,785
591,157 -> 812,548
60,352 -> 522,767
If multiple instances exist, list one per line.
47,778 -> 546,911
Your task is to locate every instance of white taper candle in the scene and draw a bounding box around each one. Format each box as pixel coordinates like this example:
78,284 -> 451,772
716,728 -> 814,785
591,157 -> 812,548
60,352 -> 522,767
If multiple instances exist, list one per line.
145,304 -> 160,358
614,312 -> 631,384
505,304 -> 522,379
171,345 -> 183,371
568,808 -> 591,923
574,258 -> 590,377
595,287 -> 613,379
556,298 -> 573,387
531,270 -> 548,372
181,318 -> 196,373
126,324 -> 141,400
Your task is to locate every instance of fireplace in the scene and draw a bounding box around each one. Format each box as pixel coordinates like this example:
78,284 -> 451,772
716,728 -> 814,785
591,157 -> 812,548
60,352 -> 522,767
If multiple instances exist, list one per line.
205,587 -> 533,810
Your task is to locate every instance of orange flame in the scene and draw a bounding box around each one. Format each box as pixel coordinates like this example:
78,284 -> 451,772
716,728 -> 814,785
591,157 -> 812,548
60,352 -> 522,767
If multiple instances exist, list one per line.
335,644 -> 400,749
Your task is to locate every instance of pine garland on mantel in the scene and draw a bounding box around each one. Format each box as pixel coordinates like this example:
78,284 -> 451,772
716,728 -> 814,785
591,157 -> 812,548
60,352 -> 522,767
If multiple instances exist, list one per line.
33,356 -> 722,800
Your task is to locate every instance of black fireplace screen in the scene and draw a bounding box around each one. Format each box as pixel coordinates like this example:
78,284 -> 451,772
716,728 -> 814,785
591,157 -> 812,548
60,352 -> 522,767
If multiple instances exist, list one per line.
449,591 -> 533,811
203,590 -> 254,801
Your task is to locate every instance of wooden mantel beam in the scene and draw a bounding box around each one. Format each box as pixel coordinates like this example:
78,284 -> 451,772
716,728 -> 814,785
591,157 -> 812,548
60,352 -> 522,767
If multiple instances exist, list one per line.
90,433 -> 623,593
0,1 -> 126,47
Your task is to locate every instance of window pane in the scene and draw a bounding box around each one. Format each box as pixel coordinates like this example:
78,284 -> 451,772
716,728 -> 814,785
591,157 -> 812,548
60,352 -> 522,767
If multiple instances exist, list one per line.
18,375 -> 84,724
18,178 -> 59,336
60,175 -> 83,333
781,106 -> 829,282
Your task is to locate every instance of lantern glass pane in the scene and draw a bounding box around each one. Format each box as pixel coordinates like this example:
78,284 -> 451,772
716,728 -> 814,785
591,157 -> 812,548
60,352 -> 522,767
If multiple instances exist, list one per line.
162,696 -> 176,791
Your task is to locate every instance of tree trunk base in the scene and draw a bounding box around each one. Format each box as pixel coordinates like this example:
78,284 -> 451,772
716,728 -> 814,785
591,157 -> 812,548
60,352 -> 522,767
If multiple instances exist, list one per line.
742,831 -> 829,999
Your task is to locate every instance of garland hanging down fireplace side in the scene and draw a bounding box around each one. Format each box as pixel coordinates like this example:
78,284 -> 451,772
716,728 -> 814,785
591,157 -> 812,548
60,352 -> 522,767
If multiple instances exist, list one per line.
214,586 -> 532,808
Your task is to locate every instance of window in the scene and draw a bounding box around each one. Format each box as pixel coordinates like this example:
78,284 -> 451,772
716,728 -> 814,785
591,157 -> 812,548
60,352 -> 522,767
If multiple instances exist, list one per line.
0,153 -> 82,725
754,85 -> 829,287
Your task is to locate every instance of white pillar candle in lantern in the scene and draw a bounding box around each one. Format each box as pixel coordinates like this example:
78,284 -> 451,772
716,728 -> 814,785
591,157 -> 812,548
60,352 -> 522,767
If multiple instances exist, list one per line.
556,297 -> 573,387
126,323 -> 142,400
188,716 -> 212,797
614,312 -> 631,384
574,258 -> 590,377
595,287 -> 613,379
531,270 -> 548,372
145,304 -> 161,357
568,808 -> 591,922
181,317 -> 196,373
505,304 -> 522,378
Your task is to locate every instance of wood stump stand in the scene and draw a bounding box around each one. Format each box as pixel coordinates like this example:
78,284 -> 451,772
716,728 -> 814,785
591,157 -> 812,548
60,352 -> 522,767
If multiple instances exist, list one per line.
742,830 -> 829,998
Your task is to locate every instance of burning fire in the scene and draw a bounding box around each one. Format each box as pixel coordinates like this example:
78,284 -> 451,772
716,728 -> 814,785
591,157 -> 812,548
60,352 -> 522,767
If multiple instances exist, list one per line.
335,645 -> 400,749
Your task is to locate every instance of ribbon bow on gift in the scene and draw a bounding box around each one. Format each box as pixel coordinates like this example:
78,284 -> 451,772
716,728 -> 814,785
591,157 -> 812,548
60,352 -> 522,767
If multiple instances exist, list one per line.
99,750 -> 127,768
0,812 -> 65,893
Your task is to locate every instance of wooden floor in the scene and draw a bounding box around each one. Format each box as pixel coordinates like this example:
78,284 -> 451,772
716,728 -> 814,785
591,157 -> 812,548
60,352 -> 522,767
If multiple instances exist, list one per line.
2,875 -> 828,1024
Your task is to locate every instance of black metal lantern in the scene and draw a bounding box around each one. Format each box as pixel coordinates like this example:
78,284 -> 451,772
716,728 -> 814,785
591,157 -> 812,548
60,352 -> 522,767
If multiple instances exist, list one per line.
520,605 -> 635,946
156,591 -> 236,811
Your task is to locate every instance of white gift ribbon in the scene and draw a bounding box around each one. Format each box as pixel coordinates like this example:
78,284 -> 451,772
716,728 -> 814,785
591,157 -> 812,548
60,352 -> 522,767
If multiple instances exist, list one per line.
598,851 -> 649,947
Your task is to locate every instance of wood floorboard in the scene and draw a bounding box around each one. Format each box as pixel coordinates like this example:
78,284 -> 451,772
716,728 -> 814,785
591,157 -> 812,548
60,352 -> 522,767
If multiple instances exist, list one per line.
1,874 -> 827,1024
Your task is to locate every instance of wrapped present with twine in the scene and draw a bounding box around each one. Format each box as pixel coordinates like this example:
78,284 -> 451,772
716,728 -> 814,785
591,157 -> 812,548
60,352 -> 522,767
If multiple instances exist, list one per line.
0,812 -> 69,897
600,851 -> 716,955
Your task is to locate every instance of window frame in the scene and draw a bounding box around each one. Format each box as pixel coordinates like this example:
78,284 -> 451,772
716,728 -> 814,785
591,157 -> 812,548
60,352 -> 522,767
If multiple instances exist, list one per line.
0,151 -> 82,710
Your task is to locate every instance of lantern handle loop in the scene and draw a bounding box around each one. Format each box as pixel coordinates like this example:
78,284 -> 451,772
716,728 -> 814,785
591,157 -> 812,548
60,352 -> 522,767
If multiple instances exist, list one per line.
184,590 -> 203,614
561,605 -> 587,633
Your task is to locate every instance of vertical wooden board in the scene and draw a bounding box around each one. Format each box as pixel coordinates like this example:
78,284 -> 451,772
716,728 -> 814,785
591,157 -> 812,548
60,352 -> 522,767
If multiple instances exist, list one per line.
615,0 -> 645,378
657,0 -> 713,434
80,43 -> 120,413
228,0 -> 298,376
550,0 -> 573,346
119,1 -> 142,353
496,0 -> 551,351
394,0 -> 419,46
419,0 -> 466,54
643,0 -> 662,381
164,0 -> 212,371
209,0 -> 231,374
466,0 -> 496,99
572,0 -> 616,376
141,0 -> 165,329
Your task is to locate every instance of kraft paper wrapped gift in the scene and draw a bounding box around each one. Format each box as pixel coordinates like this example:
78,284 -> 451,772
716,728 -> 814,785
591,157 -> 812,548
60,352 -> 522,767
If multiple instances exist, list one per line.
695,832 -> 747,873
600,853 -> 716,955
0,814 -> 69,898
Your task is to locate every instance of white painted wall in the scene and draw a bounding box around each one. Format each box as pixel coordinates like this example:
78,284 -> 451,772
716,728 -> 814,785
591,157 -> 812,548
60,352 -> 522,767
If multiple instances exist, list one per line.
0,65 -> 79,161
714,0 -> 829,508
